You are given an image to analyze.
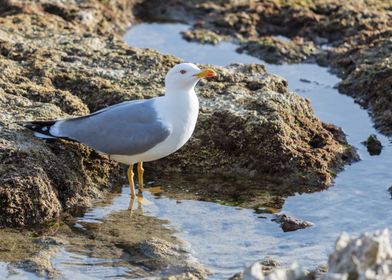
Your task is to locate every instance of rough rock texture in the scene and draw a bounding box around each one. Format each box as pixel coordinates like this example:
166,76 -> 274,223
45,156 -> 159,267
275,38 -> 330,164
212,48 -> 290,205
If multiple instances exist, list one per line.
230,257 -> 282,280
325,229 -> 392,280
237,36 -> 318,64
233,229 -> 392,280
0,0 -> 145,227
12,236 -> 67,278
158,64 -> 356,188
0,0 -> 356,227
231,257 -> 309,280
137,237 -> 208,279
182,28 -> 221,45
272,213 -> 314,232
244,263 -> 307,280
135,0 -> 392,135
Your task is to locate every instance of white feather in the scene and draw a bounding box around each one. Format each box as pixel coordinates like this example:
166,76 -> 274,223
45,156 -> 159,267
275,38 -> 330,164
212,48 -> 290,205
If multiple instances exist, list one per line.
110,63 -> 201,164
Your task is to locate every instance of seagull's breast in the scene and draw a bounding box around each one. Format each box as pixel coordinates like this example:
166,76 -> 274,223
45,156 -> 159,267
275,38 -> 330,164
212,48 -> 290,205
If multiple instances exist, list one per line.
112,92 -> 199,164
149,92 -> 199,159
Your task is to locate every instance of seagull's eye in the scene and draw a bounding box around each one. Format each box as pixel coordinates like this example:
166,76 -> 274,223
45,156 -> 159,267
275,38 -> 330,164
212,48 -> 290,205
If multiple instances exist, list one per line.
180,70 -> 187,74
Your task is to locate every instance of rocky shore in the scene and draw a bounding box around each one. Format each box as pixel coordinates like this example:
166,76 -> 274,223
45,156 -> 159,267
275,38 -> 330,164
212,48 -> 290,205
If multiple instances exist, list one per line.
136,0 -> 392,135
233,229 -> 392,280
0,0 -> 356,227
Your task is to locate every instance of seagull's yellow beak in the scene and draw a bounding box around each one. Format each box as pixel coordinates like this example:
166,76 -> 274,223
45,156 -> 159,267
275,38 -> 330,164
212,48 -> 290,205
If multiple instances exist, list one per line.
194,68 -> 217,78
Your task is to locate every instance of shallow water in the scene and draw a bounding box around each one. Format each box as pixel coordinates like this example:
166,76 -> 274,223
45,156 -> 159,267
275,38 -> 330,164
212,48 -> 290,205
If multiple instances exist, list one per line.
1,22 -> 392,279
124,23 -> 392,274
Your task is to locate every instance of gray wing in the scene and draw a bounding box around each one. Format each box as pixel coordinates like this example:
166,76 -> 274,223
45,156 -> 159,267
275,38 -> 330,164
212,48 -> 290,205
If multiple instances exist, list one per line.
55,98 -> 172,155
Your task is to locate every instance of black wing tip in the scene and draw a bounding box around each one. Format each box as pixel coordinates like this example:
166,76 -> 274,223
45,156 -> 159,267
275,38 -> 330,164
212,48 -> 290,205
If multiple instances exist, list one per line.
21,120 -> 57,136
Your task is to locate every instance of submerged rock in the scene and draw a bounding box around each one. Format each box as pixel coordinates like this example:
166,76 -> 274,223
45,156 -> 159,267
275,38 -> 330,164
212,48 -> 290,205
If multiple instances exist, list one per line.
272,214 -> 314,232
137,238 -> 208,279
0,0 -> 355,227
12,236 -> 67,278
362,134 -> 383,156
0,194 -> 209,279
76,203 -> 209,279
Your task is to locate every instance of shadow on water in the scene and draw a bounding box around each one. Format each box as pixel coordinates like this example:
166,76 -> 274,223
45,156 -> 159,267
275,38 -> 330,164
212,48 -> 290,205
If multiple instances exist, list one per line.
1,22 -> 392,279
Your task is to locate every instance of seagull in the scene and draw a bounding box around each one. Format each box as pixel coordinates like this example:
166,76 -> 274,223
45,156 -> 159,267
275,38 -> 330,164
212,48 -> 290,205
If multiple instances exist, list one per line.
22,63 -> 217,200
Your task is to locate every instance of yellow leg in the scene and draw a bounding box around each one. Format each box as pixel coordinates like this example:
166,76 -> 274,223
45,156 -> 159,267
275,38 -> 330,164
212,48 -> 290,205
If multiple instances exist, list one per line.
127,164 -> 135,199
137,162 -> 144,195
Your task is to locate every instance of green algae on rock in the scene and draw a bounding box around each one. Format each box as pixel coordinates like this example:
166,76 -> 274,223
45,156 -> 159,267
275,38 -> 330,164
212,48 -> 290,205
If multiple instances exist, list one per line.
0,0 -> 355,227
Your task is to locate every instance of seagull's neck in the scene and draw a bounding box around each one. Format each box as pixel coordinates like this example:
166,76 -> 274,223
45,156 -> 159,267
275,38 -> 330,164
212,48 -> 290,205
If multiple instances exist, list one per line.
164,87 -> 197,100
160,87 -> 199,115
155,86 -> 199,153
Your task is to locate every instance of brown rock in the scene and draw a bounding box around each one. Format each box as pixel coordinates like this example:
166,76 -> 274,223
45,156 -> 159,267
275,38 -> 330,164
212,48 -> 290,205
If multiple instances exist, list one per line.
0,0 -> 356,227
272,214 -> 314,232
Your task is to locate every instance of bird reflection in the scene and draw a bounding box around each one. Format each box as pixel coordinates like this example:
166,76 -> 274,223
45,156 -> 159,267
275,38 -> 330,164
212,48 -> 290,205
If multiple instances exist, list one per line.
128,194 -> 143,212
127,186 -> 164,212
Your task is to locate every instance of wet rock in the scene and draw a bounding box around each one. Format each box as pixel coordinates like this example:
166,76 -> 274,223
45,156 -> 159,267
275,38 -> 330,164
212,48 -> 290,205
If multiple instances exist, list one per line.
151,173 -> 291,214
182,28 -> 221,45
0,228 -> 43,263
12,236 -> 68,278
237,36 -> 318,64
272,214 -> 314,232
135,0 -> 320,64
388,186 -> 392,199
334,36 -> 392,135
137,238 -> 208,279
0,198 -> 209,279
0,0 -> 356,227
68,202 -> 209,279
362,134 -> 383,156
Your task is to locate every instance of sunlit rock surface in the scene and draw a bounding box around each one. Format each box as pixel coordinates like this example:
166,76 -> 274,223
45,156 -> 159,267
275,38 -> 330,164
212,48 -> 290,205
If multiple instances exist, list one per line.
135,0 -> 392,135
0,0 -> 355,227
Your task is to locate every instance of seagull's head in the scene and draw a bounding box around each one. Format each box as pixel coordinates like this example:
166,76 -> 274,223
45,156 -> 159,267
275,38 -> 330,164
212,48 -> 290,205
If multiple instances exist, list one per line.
165,63 -> 216,93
